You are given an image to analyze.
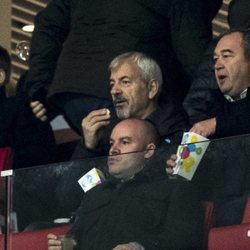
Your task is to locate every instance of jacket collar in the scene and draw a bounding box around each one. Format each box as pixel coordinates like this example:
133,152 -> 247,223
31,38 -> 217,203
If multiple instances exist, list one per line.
104,156 -> 167,188
224,88 -> 248,102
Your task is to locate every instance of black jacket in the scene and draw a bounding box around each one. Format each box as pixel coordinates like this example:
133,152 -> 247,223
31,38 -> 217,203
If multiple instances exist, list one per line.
0,73 -> 56,169
183,41 -> 218,125
25,0 -> 213,103
187,87 -> 250,138
214,89 -> 250,137
72,100 -> 189,159
69,164 -> 203,250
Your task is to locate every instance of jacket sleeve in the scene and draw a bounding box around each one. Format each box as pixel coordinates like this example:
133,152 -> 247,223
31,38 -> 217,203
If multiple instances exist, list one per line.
168,0 -> 213,79
137,181 -> 204,250
183,41 -> 219,125
25,0 -> 72,101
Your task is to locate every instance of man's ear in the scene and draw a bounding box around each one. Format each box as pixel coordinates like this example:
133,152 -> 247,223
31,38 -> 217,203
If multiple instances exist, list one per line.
0,69 -> 6,85
148,80 -> 159,100
144,143 -> 156,158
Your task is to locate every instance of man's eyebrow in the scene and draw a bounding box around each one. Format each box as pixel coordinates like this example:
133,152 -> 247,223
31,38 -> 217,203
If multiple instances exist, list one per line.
122,75 -> 130,78
222,49 -> 234,53
109,136 -> 132,143
110,75 -> 130,81
213,49 -> 234,57
220,49 -> 234,54
120,136 -> 132,140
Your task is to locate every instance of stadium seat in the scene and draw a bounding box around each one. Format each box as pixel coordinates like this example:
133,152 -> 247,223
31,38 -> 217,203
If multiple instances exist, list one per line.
208,196 -> 250,250
202,201 -> 215,249
0,147 -> 12,171
208,223 -> 250,250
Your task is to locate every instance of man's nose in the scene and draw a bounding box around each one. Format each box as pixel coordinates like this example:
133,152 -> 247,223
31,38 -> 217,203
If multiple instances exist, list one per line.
111,83 -> 121,95
109,144 -> 120,155
214,59 -> 224,70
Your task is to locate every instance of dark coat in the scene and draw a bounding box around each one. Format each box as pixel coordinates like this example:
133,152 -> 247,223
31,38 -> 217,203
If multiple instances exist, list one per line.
25,0 -> 213,103
72,100 -> 189,159
187,87 -> 250,138
212,135 -> 250,226
209,90 -> 250,225
214,89 -> 250,137
147,98 -> 189,140
68,164 -> 203,250
183,41 -> 218,125
0,73 -> 56,169
186,88 -> 250,225
184,67 -> 250,138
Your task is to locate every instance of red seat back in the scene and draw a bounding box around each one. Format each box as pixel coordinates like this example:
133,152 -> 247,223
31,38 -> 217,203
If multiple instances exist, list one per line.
208,196 -> 250,250
0,147 -> 12,171
202,201 -> 215,249
0,147 -> 13,202
208,223 -> 250,250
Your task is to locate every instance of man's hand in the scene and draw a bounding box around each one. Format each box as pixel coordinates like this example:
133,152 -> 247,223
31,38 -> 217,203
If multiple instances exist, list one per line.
189,118 -> 216,138
47,233 -> 62,250
112,242 -> 144,250
166,154 -> 177,175
82,108 -> 111,150
30,100 -> 48,122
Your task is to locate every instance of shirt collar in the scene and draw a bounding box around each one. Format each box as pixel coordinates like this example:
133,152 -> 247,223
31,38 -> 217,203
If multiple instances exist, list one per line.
224,88 -> 248,102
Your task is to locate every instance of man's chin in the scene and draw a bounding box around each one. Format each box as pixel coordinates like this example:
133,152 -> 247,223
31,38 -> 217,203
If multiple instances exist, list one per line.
218,86 -> 230,95
222,89 -> 234,97
115,109 -> 130,119
108,169 -> 122,178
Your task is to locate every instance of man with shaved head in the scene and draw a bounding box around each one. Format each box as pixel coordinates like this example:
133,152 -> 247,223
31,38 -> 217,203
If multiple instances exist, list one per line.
48,118 -> 202,250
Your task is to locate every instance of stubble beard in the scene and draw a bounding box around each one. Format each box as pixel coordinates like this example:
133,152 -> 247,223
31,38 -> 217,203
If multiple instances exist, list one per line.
115,107 -> 130,119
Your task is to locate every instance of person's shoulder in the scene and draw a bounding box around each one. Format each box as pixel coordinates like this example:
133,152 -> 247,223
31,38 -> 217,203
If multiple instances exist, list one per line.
147,102 -> 189,138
